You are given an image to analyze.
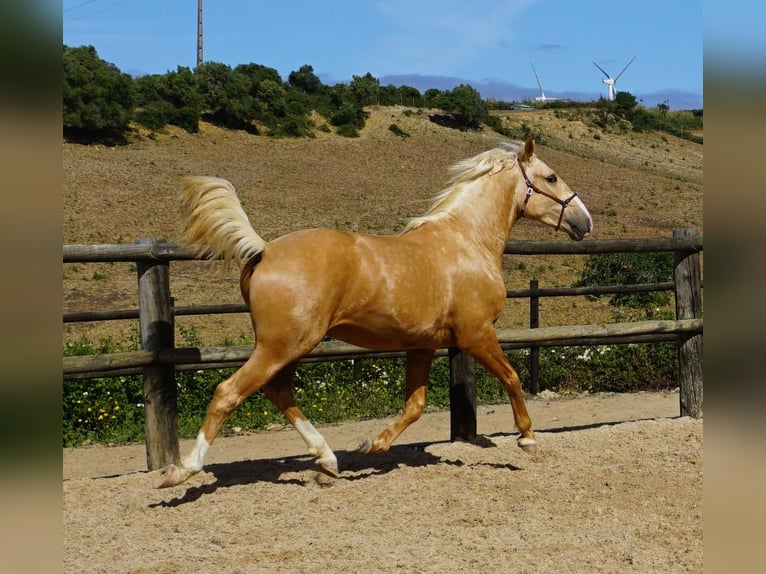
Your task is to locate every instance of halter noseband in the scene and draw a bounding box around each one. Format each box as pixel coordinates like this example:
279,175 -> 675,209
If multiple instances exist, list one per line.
517,160 -> 579,231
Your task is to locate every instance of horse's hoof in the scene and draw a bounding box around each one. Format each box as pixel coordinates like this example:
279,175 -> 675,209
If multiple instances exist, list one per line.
154,464 -> 194,488
155,464 -> 182,488
316,456 -> 340,479
352,437 -> 373,454
517,437 -> 538,456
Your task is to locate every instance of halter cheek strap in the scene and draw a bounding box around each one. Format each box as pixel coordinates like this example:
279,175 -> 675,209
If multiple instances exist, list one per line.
517,161 -> 579,231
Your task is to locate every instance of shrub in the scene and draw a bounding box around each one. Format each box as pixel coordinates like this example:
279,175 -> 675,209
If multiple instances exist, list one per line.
133,66 -> 202,133
288,64 -> 323,94
574,252 -> 674,318
435,84 -> 487,129
63,45 -> 135,142
336,123 -> 360,137
388,123 -> 409,137
483,114 -> 513,137
195,62 -> 258,131
533,343 -> 677,393
331,103 -> 365,128
63,335 -> 144,446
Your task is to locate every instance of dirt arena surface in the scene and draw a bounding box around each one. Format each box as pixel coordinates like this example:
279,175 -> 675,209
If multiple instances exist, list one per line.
63,391 -> 702,573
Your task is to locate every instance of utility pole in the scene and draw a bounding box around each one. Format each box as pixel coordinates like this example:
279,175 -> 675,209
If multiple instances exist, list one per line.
196,0 -> 203,68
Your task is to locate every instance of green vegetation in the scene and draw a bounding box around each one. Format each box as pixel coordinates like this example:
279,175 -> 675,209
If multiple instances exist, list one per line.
548,93 -> 702,144
574,252 -> 675,318
64,326 -> 678,447
63,45 -> 135,143
63,45 -> 702,144
388,123 -> 410,137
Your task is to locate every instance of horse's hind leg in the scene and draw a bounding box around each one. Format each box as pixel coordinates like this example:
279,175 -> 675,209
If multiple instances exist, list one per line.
156,348 -> 289,488
466,337 -> 537,455
355,349 -> 435,454
263,363 -> 339,478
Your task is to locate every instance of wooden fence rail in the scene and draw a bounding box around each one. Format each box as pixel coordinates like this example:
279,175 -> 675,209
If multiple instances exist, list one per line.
63,231 -> 703,469
63,319 -> 702,375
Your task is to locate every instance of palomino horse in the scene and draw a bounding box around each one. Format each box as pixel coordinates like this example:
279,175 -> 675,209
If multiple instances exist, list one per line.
157,138 -> 592,488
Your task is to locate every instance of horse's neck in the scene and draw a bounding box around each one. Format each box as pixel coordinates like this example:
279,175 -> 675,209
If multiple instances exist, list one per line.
404,175 -> 517,261
448,172 -> 519,257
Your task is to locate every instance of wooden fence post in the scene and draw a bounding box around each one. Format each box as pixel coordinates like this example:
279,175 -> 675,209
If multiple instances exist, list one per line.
448,347 -> 477,441
529,278 -> 540,395
673,229 -> 703,418
136,238 -> 180,469
352,358 -> 363,382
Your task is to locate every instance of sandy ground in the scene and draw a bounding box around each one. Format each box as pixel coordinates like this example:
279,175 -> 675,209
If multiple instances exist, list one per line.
63,391 -> 702,573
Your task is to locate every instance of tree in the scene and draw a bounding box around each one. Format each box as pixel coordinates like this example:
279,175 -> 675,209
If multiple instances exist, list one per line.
195,62 -> 258,131
288,64 -> 323,94
398,85 -> 422,107
614,91 -> 638,117
378,84 -> 400,106
423,88 -> 442,107
350,72 -> 380,105
437,84 -> 487,129
63,45 -> 135,141
257,79 -> 287,117
134,66 -> 202,132
234,63 -> 283,94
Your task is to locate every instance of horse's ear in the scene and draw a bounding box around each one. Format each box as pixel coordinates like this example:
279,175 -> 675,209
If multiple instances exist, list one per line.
522,137 -> 535,162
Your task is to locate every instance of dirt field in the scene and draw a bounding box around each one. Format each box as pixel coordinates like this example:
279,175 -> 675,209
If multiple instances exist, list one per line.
63,391 -> 703,573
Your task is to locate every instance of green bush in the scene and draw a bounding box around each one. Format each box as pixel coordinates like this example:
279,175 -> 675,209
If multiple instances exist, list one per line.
288,64 -> 323,94
195,62 -> 259,131
63,336 -> 144,446
483,114 -> 513,137
133,66 -> 201,133
63,328 -> 678,447
335,123 -> 360,137
63,45 -> 135,142
574,252 -> 674,317
533,343 -> 677,393
388,123 -> 409,137
435,84 -> 487,129
331,103 -> 365,128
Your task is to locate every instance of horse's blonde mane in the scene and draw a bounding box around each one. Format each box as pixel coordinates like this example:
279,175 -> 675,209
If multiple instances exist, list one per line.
402,141 -> 524,233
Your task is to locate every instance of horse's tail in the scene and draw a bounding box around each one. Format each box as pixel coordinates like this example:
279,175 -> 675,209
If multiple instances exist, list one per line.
179,176 -> 266,270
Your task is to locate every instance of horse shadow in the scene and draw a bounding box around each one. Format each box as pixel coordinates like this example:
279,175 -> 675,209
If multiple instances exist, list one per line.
149,436 -> 517,508
148,417 -> 667,507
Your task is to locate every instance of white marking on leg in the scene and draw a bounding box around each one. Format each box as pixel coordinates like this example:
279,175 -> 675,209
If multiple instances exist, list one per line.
181,431 -> 210,472
518,437 -> 537,448
295,418 -> 338,475
295,419 -> 331,458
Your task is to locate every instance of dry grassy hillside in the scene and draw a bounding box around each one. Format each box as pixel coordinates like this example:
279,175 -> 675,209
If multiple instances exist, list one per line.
63,107 -> 703,346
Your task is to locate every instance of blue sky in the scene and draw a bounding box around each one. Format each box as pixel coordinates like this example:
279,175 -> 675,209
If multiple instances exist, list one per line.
63,0 -> 703,109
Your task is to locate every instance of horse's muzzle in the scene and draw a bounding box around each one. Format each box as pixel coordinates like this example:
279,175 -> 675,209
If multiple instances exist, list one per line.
566,214 -> 593,241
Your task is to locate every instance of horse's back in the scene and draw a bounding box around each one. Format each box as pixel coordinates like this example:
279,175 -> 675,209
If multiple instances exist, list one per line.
253,227 -> 442,302
244,227 -> 457,348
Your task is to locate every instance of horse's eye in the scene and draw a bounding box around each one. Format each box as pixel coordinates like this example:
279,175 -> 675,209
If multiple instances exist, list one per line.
546,174 -> 557,183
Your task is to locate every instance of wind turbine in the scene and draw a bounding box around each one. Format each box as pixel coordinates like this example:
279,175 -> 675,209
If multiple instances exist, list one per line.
531,63 -> 560,102
592,56 -> 636,101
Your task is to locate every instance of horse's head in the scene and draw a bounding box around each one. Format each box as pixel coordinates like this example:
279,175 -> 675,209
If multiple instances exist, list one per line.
515,138 -> 593,240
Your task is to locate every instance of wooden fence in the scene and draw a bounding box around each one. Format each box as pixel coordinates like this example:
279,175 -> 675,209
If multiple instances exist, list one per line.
63,230 -> 703,470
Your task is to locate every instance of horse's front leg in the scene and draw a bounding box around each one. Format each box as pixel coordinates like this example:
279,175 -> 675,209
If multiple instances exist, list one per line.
465,336 -> 537,455
355,348 -> 435,454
